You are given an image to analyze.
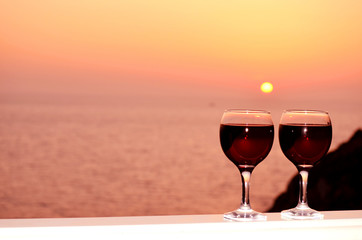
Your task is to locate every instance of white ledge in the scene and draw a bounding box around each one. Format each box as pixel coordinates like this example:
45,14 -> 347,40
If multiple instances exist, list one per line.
0,210 -> 362,240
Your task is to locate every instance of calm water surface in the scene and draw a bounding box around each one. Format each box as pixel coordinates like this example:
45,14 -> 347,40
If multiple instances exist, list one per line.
0,93 -> 360,218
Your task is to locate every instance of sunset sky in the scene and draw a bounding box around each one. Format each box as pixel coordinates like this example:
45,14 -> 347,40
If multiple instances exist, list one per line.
1,0 -> 362,99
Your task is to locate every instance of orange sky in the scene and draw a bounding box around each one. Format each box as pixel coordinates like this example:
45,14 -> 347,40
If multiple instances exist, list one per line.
1,0 -> 362,97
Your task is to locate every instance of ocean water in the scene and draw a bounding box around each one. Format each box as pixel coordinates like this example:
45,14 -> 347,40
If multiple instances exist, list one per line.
0,92 -> 361,218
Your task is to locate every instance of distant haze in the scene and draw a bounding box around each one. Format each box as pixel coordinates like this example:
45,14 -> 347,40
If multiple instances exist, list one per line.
1,1 -> 362,100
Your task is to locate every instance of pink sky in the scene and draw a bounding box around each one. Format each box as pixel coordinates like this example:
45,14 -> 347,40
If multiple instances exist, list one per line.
1,0 -> 362,100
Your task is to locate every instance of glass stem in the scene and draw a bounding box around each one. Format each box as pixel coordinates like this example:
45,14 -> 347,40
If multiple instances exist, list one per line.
298,170 -> 310,208
239,170 -> 251,210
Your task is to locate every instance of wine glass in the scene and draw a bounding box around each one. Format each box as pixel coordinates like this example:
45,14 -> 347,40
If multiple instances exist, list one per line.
220,109 -> 274,221
279,110 -> 332,220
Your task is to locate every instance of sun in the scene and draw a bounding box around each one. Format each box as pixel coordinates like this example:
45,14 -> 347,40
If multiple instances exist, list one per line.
260,82 -> 273,93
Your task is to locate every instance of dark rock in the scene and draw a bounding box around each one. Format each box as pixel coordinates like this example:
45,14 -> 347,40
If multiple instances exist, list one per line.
268,129 -> 362,212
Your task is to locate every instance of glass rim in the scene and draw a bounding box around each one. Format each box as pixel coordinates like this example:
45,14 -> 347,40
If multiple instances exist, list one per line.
224,109 -> 271,114
283,109 -> 329,114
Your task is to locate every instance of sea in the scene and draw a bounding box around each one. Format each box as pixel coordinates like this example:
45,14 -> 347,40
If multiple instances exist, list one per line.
0,88 -> 361,218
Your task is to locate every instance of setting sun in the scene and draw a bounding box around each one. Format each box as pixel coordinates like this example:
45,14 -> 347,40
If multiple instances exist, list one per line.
260,82 -> 273,93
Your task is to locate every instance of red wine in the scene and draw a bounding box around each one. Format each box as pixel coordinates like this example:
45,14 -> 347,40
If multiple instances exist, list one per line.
220,124 -> 274,167
279,124 -> 332,167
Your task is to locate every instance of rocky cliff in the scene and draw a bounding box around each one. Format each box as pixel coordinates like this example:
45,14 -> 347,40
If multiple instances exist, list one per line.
268,129 -> 362,212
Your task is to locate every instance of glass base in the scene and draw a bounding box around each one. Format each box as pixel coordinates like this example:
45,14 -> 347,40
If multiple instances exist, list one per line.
224,208 -> 267,221
281,205 -> 324,220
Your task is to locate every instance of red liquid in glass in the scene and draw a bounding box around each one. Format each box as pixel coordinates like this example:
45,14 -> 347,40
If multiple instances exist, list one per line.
220,124 -> 274,167
279,124 -> 332,167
